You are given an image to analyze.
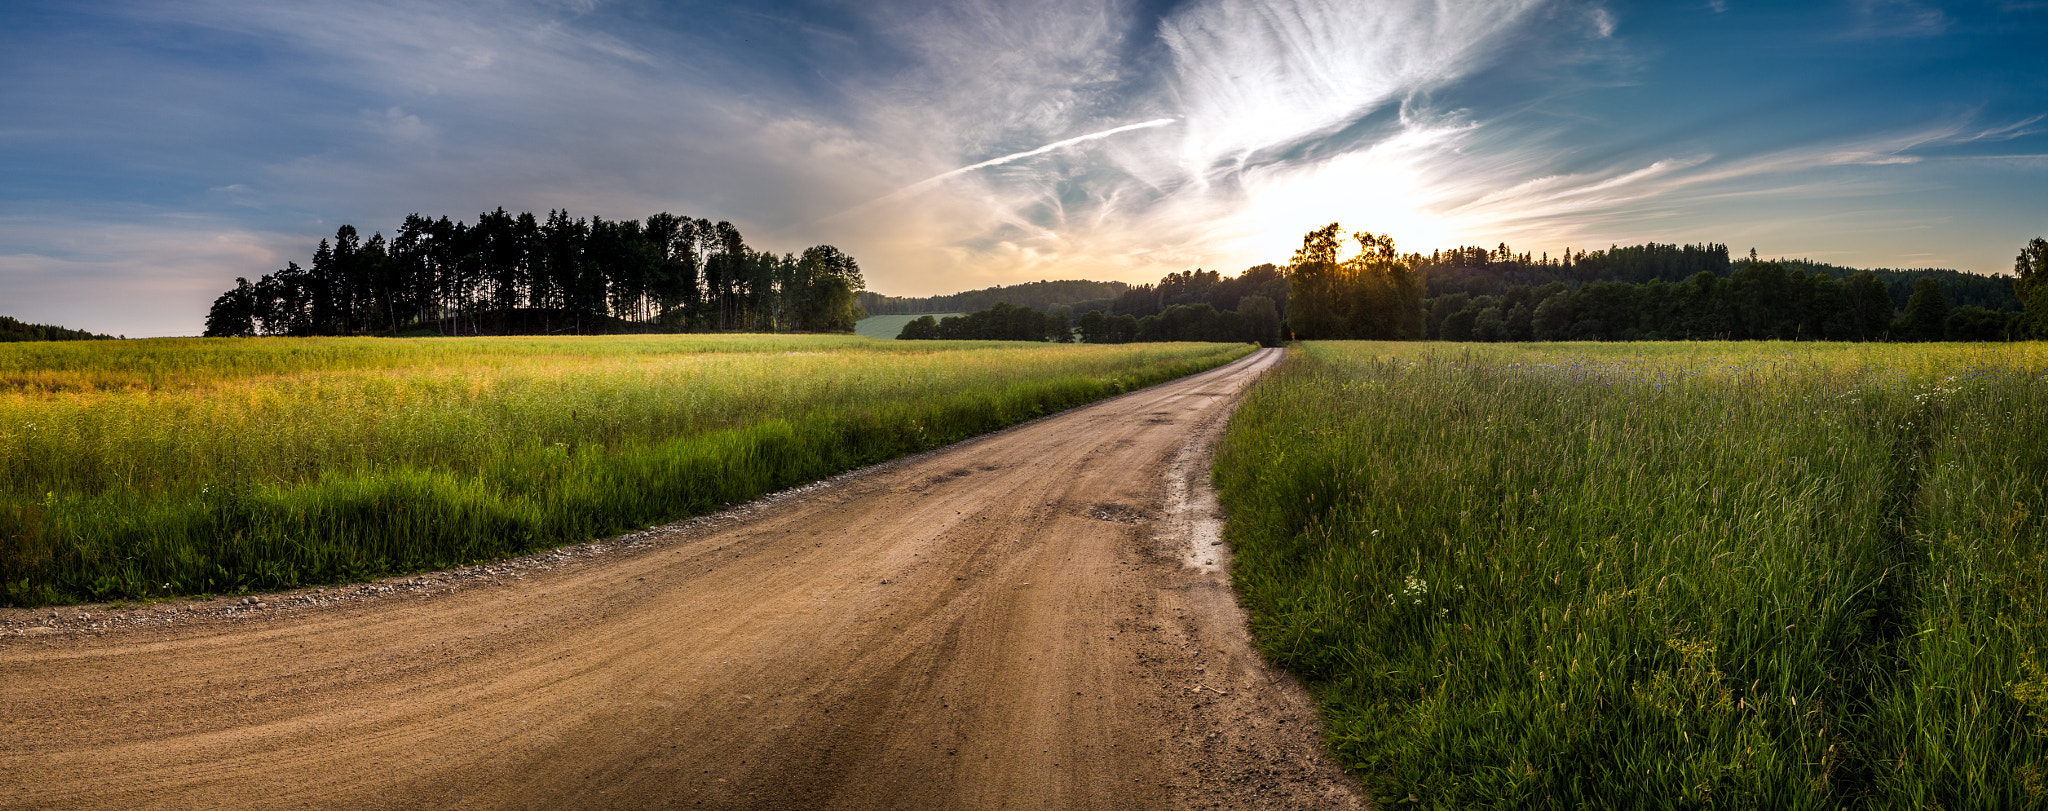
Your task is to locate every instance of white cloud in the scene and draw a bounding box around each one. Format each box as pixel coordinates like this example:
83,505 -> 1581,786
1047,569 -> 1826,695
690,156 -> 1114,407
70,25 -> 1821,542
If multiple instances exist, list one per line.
369,107 -> 432,143
1159,0 -> 1552,174
8,0 -> 2017,331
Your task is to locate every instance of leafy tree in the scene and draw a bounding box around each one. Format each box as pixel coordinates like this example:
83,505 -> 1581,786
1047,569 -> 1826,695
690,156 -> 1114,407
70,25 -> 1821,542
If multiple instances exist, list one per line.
1286,224 -> 1424,339
1472,306 -> 1506,342
791,245 -> 864,332
1075,309 -> 1112,344
1135,314 -> 1164,342
896,315 -> 939,340
1426,293 -> 1470,339
908,302 -> 1066,341
1530,293 -> 1573,341
1503,303 -> 1535,342
1901,277 -> 1950,341
1237,295 -> 1281,346
207,209 -> 864,337
1945,306 -> 2016,341
1841,272 -> 1894,340
2017,237 -> 2048,337
1287,224 -> 1348,339
202,277 -> 259,337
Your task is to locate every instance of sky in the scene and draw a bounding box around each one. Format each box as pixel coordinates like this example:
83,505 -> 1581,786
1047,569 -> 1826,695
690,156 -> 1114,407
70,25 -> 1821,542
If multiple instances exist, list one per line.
2,0 -> 2044,337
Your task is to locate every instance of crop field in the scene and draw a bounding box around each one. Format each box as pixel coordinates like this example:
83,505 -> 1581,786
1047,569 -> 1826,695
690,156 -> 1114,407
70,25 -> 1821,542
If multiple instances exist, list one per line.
854,313 -> 962,340
1216,341 -> 2048,809
0,334 -> 1252,605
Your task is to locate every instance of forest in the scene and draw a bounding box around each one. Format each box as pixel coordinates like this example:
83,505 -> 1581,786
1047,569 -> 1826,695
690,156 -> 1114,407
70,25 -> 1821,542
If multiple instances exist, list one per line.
0,315 -> 115,342
202,210 -> 866,338
885,229 -> 2032,347
196,208 -> 2042,346
894,296 -> 1283,347
858,279 -> 1130,315
1272,225 -> 2034,342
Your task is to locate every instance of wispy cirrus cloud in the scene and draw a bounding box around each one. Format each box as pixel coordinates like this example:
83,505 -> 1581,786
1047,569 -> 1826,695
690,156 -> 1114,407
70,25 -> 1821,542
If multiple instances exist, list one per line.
3,0 -> 2042,336
827,0 -> 1614,286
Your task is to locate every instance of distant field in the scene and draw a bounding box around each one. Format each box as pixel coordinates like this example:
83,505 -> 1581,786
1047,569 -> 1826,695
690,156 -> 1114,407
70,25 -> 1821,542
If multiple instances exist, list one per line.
855,313 -> 960,339
1218,341 -> 2048,809
0,334 -> 1252,605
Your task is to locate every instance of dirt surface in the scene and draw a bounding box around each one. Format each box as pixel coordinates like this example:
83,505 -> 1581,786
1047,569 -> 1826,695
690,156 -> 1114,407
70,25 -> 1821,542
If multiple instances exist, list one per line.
0,347 -> 1368,810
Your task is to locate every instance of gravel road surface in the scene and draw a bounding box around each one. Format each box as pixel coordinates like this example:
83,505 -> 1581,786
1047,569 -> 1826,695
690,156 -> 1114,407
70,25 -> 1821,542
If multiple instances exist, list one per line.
0,346 -> 1366,810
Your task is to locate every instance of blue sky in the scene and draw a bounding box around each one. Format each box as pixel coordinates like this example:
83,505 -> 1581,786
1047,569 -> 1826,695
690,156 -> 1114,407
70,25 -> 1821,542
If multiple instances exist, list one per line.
2,0 -> 2044,336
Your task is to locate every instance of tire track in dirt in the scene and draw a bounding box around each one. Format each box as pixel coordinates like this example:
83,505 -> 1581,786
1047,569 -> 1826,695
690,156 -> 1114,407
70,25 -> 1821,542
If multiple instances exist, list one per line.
0,347 -> 1365,810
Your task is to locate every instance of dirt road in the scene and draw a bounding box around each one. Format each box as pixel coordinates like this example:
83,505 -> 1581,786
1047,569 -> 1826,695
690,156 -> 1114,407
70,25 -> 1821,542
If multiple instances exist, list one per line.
1,347 -> 1365,810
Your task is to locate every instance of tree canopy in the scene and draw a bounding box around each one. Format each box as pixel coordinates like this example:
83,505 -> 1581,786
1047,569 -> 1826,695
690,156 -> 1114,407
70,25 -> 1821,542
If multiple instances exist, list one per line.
203,210 -> 865,337
0,315 -> 116,342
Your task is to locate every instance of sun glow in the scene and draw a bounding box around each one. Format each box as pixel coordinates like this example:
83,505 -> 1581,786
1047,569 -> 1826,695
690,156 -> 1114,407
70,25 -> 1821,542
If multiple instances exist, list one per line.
1231,123 -> 1473,261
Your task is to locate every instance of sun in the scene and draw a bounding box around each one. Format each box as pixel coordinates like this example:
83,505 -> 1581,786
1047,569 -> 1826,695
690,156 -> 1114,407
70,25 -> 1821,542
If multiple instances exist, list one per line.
1233,127 -> 1471,261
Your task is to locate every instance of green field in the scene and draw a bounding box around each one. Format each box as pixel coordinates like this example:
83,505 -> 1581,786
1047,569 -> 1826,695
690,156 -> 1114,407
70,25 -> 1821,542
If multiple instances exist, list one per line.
0,334 -> 1252,605
854,313 -> 961,339
1217,341 -> 2048,809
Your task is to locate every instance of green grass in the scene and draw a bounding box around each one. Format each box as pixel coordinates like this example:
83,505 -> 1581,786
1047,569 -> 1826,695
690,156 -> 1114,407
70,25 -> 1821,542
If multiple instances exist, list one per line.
854,313 -> 961,339
1216,341 -> 2048,809
0,334 -> 1252,605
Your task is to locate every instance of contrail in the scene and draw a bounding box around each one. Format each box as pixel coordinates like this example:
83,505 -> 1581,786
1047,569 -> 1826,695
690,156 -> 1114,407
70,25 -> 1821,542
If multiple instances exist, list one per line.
831,118 -> 1179,218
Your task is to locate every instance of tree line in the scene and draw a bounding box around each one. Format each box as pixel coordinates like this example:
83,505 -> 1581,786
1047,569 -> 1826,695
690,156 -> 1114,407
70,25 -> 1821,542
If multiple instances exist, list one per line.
859,280 -> 1129,316
886,228 -> 2038,346
1099,265 -> 1290,321
894,279 -> 1284,347
0,315 -> 116,342
204,210 -> 865,338
1275,224 -> 2034,343
1422,270 -> 2011,342
1423,241 -> 1733,298
895,302 -> 1071,341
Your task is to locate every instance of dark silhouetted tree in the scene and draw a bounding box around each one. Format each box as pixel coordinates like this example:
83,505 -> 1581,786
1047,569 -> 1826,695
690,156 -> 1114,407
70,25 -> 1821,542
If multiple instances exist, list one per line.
203,277 -> 259,337
1901,277 -> 1950,341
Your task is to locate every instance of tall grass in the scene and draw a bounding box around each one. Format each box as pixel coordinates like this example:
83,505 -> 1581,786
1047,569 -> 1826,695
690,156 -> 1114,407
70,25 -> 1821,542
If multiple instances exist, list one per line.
0,334 -> 1252,605
1216,341 -> 2048,809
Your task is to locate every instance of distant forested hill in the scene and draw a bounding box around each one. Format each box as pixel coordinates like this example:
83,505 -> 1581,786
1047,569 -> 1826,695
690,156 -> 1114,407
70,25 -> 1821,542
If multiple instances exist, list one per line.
1419,242 -> 2020,312
859,279 -> 1131,315
1,315 -> 116,342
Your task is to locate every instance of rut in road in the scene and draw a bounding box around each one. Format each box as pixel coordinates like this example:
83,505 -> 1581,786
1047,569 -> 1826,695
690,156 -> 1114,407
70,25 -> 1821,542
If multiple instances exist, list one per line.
0,347 -> 1365,810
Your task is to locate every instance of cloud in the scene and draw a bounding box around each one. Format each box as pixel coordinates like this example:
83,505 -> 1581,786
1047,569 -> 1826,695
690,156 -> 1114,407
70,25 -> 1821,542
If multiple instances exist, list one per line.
840,118 -> 1180,216
1378,117 -> 2019,254
826,0 -> 1598,291
6,0 -> 2026,334
11,0 -> 1617,315
368,107 -> 432,144
1158,0 -> 1553,174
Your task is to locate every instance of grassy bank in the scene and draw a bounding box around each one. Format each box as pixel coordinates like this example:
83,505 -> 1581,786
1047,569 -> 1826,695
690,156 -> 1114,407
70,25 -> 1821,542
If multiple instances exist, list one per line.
1,334 -> 1252,605
1216,341 -> 2048,809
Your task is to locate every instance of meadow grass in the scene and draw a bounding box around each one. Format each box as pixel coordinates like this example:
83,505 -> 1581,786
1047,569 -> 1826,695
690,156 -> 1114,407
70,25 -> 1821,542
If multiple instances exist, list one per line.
1216,341 -> 2048,809
853,313 -> 961,339
0,334 -> 1252,605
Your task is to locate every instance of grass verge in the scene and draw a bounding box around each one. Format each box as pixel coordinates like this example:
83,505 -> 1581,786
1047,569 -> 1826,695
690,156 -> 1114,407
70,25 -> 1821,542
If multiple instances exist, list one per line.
1215,341 -> 2048,809
1,334 -> 1252,605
